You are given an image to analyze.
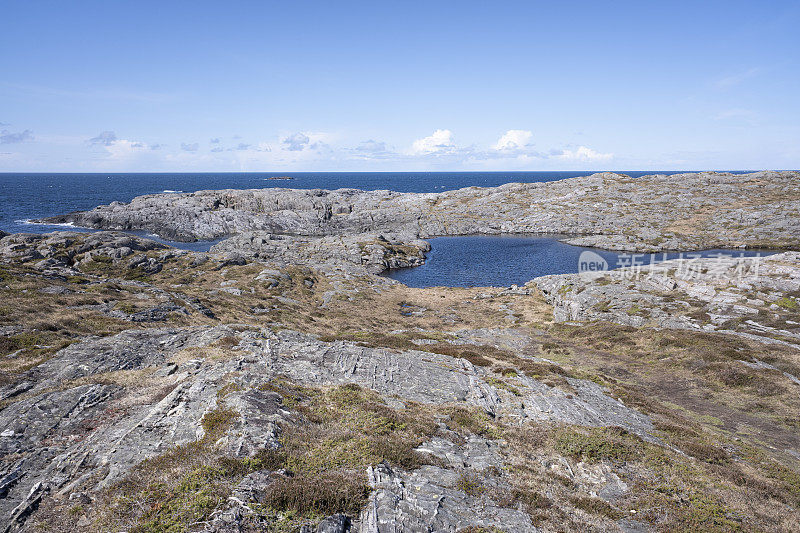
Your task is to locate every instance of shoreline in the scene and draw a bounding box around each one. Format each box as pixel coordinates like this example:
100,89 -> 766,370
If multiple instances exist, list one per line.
31,170 -> 800,253
1,191 -> 799,531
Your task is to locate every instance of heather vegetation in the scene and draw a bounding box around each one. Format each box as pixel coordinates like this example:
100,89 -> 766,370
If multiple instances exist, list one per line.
1,226 -> 798,532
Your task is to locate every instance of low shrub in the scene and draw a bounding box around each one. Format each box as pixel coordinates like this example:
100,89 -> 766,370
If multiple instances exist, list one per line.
0,332 -> 42,354
456,472 -> 486,497
443,406 -> 501,438
571,496 -> 625,519
681,441 -> 729,465
553,426 -> 642,463
775,297 -> 798,310
261,470 -> 370,516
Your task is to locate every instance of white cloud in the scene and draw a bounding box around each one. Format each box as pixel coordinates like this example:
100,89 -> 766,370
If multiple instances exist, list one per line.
348,139 -> 397,161
0,129 -> 34,144
282,132 -> 310,151
555,146 -> 613,162
88,131 -> 117,146
355,139 -> 389,153
105,139 -> 148,158
410,129 -> 455,155
280,132 -> 333,152
91,134 -> 164,159
493,129 -> 532,151
2,126 -> 624,171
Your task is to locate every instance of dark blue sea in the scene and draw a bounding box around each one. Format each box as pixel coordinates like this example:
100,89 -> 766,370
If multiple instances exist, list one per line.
0,171 -> 770,286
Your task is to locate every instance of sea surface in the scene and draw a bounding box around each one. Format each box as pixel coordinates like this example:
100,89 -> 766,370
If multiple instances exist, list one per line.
0,171 -> 771,286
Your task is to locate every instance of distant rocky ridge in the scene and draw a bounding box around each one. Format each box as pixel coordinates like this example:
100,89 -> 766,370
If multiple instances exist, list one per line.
40,170 -> 800,252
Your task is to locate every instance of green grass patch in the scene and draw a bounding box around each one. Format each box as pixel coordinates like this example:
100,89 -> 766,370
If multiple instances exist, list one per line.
775,296 -> 798,310
672,493 -> 743,532
553,426 -> 643,463
443,405 -> 502,439
0,332 -> 43,355
456,472 -> 486,496
484,376 -> 522,396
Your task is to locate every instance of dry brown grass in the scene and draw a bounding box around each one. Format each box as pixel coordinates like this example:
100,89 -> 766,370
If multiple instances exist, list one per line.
498,420 -> 800,532
6,239 -> 800,532
87,381 -> 441,532
545,321 -> 800,456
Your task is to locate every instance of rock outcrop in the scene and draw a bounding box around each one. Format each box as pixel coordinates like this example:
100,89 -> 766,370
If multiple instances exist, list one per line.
0,231 -> 667,531
209,231 -> 430,274
0,231 -> 167,266
533,251 -> 800,349
0,323 -> 654,531
3,174 -> 800,532
41,170 -> 800,251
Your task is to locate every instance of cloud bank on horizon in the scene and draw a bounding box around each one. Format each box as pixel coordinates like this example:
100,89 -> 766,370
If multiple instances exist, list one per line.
0,126 -> 619,171
0,1 -> 798,172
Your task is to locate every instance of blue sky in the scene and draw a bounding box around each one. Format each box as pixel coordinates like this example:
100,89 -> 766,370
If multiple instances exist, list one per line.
1,0 -> 798,171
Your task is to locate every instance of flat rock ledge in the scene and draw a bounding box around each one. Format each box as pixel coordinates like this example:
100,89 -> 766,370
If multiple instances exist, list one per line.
0,325 -> 654,531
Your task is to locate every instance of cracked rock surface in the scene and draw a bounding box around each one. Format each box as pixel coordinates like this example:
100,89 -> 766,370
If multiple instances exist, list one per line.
533,251 -> 800,349
2,186 -> 799,532
40,171 -> 800,252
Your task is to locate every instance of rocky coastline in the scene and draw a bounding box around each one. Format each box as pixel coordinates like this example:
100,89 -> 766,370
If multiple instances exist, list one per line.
40,170 -> 800,252
1,171 -> 799,532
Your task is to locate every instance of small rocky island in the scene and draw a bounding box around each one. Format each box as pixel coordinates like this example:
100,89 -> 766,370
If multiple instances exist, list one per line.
2,171 -> 799,532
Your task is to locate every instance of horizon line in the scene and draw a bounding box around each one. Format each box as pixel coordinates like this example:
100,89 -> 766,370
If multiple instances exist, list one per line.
0,169 -> 787,175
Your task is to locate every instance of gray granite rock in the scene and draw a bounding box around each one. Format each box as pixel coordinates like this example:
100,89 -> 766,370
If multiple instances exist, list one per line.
0,323 -> 656,529
316,514 -> 351,533
211,231 -> 429,274
360,462 -> 536,533
38,171 -> 800,252
533,251 -> 800,349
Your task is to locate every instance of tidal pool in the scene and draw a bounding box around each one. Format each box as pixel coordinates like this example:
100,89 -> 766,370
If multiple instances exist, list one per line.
383,235 -> 773,288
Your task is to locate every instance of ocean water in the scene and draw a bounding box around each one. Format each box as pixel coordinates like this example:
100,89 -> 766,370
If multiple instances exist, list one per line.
384,235 -> 772,288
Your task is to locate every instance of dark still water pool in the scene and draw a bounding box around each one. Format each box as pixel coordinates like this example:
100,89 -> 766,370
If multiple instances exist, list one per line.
383,235 -> 773,288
